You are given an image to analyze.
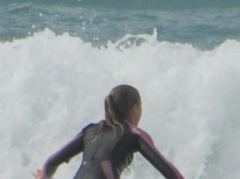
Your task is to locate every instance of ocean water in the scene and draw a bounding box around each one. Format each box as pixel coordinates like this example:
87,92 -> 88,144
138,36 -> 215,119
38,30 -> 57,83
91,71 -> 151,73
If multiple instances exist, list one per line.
1,1 -> 240,179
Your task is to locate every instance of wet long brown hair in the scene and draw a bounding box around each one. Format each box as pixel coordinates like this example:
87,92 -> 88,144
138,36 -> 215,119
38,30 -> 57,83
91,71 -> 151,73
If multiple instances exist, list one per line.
104,85 -> 141,129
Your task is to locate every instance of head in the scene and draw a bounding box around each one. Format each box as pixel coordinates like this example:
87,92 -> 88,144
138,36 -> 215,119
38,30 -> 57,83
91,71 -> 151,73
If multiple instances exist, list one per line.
105,84 -> 142,127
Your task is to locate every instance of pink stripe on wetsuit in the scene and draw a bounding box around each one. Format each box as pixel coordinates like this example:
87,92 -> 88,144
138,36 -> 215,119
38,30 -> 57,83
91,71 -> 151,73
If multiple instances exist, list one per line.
130,124 -> 184,179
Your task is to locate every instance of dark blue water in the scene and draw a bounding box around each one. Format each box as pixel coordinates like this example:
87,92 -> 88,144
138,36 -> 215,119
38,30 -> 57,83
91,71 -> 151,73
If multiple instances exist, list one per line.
4,0 -> 240,9
1,2 -> 240,49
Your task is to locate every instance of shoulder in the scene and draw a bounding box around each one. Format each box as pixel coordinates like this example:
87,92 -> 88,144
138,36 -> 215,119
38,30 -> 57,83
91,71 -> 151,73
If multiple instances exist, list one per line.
82,123 -> 95,132
126,123 -> 154,146
77,122 -> 98,136
78,120 -> 106,134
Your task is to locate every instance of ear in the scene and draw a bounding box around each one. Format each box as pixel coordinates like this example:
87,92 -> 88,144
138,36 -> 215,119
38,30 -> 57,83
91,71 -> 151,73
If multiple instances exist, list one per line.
129,104 -> 141,126
131,104 -> 138,115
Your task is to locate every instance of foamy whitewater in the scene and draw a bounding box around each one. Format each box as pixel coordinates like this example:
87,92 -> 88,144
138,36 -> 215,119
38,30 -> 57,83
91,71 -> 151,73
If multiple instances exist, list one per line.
0,29 -> 240,179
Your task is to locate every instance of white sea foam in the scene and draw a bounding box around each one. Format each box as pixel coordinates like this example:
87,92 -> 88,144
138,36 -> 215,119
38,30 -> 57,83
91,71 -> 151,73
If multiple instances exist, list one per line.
0,29 -> 240,179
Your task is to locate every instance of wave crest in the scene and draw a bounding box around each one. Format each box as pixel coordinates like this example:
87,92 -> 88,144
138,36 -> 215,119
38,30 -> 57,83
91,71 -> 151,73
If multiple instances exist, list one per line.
1,29 -> 240,179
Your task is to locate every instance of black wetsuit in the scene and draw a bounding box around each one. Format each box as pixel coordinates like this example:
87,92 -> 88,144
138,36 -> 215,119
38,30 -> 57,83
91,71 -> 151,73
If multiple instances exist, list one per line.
42,120 -> 184,179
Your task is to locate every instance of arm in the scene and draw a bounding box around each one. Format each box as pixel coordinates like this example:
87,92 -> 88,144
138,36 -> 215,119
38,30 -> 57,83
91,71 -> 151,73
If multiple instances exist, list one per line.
41,133 -> 84,179
132,128 -> 184,179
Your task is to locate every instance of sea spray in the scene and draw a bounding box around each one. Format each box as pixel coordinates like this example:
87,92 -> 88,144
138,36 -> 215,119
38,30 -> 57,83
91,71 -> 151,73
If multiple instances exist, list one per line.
0,29 -> 240,179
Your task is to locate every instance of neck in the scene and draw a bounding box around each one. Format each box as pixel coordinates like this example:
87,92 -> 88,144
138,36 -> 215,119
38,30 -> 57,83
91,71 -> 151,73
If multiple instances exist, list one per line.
125,118 -> 138,127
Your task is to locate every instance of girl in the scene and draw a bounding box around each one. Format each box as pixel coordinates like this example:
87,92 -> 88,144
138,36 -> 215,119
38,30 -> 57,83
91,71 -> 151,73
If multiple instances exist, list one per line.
34,85 -> 184,179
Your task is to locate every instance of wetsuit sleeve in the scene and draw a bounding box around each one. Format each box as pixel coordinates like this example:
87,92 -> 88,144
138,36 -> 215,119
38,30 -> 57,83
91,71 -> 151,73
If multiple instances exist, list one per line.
133,129 -> 184,179
41,133 -> 84,179
41,124 -> 94,179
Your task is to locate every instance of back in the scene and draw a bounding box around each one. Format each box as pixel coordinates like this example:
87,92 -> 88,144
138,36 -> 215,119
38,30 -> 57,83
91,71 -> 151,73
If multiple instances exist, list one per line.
42,120 -> 184,179
82,121 -> 124,161
75,121 -> 134,179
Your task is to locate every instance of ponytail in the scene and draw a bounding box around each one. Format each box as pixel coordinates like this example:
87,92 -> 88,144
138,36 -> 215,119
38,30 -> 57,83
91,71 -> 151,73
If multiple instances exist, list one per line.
104,94 -> 124,130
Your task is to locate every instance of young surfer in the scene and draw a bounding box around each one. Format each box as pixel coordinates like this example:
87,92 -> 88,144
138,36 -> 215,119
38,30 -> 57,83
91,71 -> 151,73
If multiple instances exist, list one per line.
34,84 -> 184,179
